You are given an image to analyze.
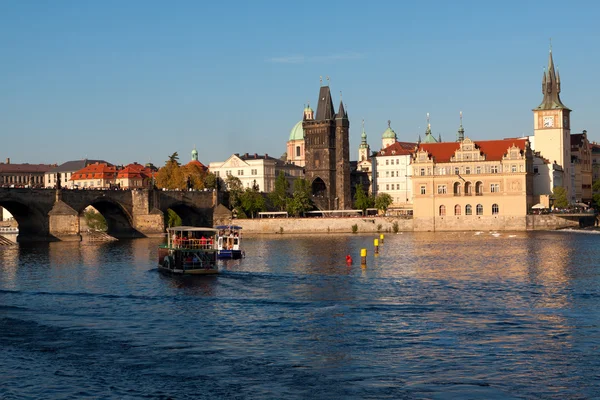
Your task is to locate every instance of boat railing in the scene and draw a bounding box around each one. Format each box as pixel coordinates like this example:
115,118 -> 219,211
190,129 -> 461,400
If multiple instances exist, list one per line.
171,238 -> 215,250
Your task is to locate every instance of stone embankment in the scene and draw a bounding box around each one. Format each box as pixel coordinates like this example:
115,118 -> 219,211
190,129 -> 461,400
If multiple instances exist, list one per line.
231,214 -> 586,234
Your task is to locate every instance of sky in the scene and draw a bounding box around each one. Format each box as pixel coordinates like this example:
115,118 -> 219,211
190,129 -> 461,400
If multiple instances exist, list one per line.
2,0 -> 600,167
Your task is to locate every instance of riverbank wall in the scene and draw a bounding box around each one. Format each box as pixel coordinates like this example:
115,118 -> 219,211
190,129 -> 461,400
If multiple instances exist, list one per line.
231,214 -> 585,234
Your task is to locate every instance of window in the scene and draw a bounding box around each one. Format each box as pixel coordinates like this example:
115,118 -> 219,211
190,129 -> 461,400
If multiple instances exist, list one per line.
454,167 -> 460,175
476,166 -> 481,174
465,167 -> 471,174
511,164 -> 517,173
491,183 -> 500,193
437,185 -> 447,194
476,204 -> 483,215
386,160 -> 389,165
439,205 -> 446,216
439,167 -> 446,175
420,185 -> 426,195
296,146 -> 301,157
465,204 -> 472,215
386,184 -> 389,190
251,169 -> 257,175
386,171 -> 389,177
492,204 -> 499,215
454,205 -> 461,215
238,170 -> 244,176
215,171 -> 220,177
376,172 -> 379,178
491,165 -> 498,174
420,168 -> 425,176
396,159 -> 399,165
226,170 -> 231,176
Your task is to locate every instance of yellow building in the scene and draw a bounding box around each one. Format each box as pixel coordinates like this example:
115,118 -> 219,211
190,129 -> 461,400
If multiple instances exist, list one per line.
411,137 -> 534,231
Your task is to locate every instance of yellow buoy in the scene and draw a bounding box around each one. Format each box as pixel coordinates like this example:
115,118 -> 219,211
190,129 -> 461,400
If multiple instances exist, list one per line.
361,248 -> 367,266
374,238 -> 379,254
380,233 -> 384,243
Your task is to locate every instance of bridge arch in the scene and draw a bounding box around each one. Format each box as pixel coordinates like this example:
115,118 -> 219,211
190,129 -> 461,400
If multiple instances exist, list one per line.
78,197 -> 142,239
0,199 -> 49,242
162,202 -> 211,229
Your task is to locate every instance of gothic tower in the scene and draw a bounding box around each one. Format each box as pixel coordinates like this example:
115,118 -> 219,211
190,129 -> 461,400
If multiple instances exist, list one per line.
303,81 -> 351,210
533,47 -> 572,200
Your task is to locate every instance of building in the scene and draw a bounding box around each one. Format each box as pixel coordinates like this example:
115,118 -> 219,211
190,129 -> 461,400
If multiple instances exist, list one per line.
45,159 -> 111,189
70,162 -> 118,189
0,158 -> 55,188
116,163 -> 153,189
286,105 -> 312,167
532,48 -> 572,201
302,82 -> 351,210
571,131 -> 592,203
188,146 -> 208,173
209,153 -> 303,193
411,137 -> 534,231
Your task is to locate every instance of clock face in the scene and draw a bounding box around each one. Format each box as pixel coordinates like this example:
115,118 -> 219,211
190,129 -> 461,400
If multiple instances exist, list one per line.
543,116 -> 554,128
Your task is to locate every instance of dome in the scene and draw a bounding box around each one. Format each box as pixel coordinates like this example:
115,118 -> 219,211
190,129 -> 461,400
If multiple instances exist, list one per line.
289,121 -> 304,141
382,127 -> 397,139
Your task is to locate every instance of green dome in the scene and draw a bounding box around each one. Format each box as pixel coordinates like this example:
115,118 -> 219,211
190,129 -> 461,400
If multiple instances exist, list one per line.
289,121 -> 304,141
382,127 -> 397,139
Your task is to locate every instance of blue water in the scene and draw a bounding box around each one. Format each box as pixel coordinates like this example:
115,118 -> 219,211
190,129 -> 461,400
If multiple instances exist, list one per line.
1,231 -> 599,399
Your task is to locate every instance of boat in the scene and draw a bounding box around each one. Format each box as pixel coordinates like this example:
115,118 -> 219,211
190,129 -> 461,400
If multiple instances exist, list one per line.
215,225 -> 244,259
158,226 -> 219,275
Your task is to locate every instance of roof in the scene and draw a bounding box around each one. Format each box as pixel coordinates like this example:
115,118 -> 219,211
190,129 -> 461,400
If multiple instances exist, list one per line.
214,225 -> 242,230
117,163 -> 152,179
378,141 -> 416,156
167,226 -> 218,233
0,163 -> 55,173
70,162 -> 118,181
289,120 -> 304,141
186,159 -> 208,171
535,50 -> 570,111
571,133 -> 586,147
315,86 -> 335,120
48,159 -> 111,173
417,138 -> 528,163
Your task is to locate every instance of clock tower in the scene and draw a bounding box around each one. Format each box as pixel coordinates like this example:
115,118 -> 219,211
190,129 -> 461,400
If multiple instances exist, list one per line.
533,48 -> 572,201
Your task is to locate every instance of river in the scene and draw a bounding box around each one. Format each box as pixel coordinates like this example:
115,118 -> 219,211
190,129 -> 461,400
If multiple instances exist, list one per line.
1,230 -> 599,399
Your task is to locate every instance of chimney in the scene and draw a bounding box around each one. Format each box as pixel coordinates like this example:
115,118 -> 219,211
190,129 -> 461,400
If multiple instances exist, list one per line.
254,153 -> 258,158
244,153 -> 249,158
6,158 -> 9,164
265,153 -> 268,158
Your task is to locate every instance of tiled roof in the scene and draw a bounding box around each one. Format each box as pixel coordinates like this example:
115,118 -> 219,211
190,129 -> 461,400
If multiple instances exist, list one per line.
418,138 -> 528,163
186,160 -> 208,171
117,163 -> 152,179
70,163 -> 118,181
0,163 -> 56,173
378,141 -> 417,156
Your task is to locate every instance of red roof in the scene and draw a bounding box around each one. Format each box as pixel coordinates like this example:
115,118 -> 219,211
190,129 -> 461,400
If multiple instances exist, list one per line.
379,141 -> 417,156
186,160 -> 208,171
70,163 -> 118,181
417,138 -> 528,163
117,163 -> 152,179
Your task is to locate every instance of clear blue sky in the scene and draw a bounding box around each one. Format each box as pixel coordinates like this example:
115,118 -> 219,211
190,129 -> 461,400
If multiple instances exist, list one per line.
2,0 -> 599,166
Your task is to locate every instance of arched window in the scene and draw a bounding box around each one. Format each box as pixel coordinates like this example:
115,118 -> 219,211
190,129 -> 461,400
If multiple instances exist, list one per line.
296,146 -> 301,157
453,182 -> 461,196
492,204 -> 499,215
454,204 -> 461,215
475,181 -> 483,195
311,178 -> 327,197
464,181 -> 472,195
465,204 -> 472,215
439,205 -> 446,216
476,204 -> 483,215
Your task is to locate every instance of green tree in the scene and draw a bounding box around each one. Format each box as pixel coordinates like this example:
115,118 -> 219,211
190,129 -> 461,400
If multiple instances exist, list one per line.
156,152 -> 185,190
592,180 -> 600,209
83,208 -> 107,232
204,172 -> 218,190
226,175 -> 244,209
354,184 -> 373,213
168,152 -> 181,166
375,192 -> 393,213
269,171 -> 290,211
166,208 -> 182,227
239,181 -> 266,218
552,186 -> 569,209
287,178 -> 313,217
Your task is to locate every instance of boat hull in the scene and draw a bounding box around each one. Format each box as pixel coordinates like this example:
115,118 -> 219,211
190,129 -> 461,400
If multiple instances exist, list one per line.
157,266 -> 218,275
217,250 -> 243,259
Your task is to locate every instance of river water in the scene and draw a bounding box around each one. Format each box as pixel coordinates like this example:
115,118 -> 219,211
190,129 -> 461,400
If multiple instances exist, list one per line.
1,230 -> 599,399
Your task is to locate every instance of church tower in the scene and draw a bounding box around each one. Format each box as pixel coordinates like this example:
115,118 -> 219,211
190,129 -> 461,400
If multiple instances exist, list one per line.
358,120 -> 370,162
303,80 -> 351,210
533,47 -> 572,200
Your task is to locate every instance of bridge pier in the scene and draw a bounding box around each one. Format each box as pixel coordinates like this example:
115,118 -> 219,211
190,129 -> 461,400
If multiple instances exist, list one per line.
48,198 -> 82,241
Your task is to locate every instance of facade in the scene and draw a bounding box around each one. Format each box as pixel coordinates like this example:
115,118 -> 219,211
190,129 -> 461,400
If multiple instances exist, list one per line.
45,159 -> 111,189
532,49 -> 572,201
116,163 -> 153,189
591,142 -> 600,185
411,137 -> 534,231
286,106 -> 312,167
372,141 -> 416,207
70,162 -> 118,189
302,83 -> 351,210
0,158 -> 55,188
209,153 -> 303,193
571,131 -> 592,203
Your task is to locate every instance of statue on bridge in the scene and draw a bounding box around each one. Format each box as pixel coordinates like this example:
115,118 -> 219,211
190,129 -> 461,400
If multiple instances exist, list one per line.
56,173 -> 61,190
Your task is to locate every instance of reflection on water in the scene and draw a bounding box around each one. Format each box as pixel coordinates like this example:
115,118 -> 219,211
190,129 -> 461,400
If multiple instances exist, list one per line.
0,231 -> 599,399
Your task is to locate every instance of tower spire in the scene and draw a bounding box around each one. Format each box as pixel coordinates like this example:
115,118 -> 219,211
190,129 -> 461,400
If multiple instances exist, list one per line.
457,111 -> 465,141
536,45 -> 569,110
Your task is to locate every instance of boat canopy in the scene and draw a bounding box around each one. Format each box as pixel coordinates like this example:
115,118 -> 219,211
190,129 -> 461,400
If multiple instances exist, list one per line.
167,226 -> 219,233
215,225 -> 243,230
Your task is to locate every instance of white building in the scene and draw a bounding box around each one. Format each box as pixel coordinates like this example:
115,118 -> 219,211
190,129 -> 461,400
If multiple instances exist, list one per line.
372,141 -> 415,207
209,153 -> 304,193
45,159 -> 111,189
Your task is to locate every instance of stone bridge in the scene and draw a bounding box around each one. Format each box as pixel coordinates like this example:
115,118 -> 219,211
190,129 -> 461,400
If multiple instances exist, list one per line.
0,188 -> 220,242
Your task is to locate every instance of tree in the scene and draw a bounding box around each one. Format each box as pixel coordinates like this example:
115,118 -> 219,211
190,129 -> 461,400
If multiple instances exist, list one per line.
156,152 -> 185,190
375,193 -> 393,213
166,208 -> 182,227
239,181 -> 266,218
181,163 -> 207,190
83,208 -> 107,232
354,184 -> 373,213
204,172 -> 218,190
226,175 -> 244,209
287,178 -> 313,217
593,180 -> 600,209
269,171 -> 290,211
168,152 -> 180,166
552,186 -> 569,209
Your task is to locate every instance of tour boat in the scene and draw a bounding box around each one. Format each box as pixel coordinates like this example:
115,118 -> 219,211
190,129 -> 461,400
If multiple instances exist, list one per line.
215,225 -> 244,259
158,226 -> 219,275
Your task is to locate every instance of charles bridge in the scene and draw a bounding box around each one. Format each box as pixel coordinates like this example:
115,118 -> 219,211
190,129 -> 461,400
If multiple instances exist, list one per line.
0,188 -> 220,242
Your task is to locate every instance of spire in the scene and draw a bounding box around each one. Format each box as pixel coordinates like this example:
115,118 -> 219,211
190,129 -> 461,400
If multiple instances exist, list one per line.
191,145 -> 199,161
425,113 -> 432,136
535,45 -> 569,110
457,111 -> 465,141
359,119 -> 368,148
315,85 -> 335,120
438,133 -> 442,142
336,99 -> 347,119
